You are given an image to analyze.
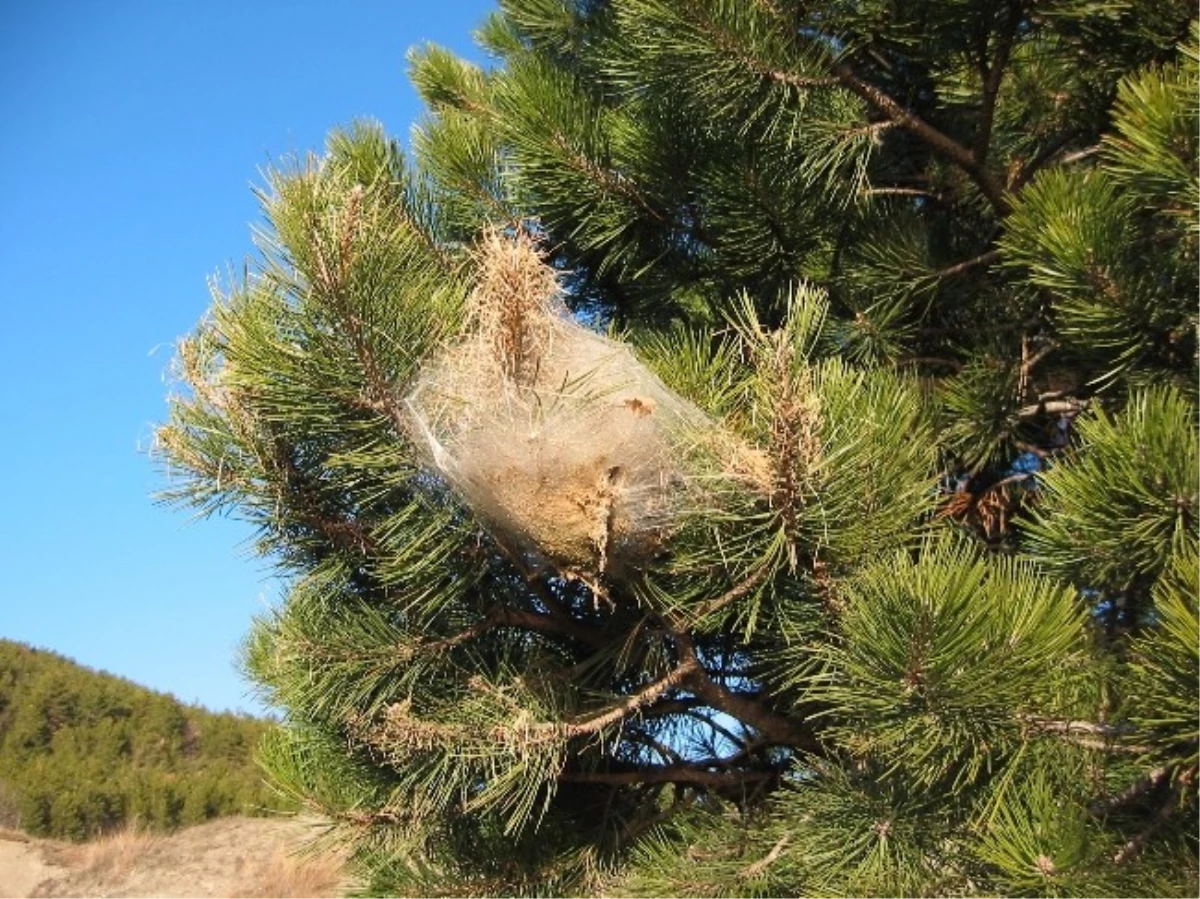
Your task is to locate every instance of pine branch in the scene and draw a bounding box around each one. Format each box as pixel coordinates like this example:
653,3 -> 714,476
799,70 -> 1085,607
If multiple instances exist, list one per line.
689,678 -> 813,748
432,604 -> 610,652
362,652 -> 703,762
560,765 -> 777,788
1010,128 -> 1086,190
680,2 -> 836,93
740,832 -> 790,879
1015,397 -> 1089,421
638,697 -> 705,719
616,788 -> 698,844
935,249 -> 1002,280
1020,338 -> 1058,379
861,186 -> 948,203
646,2 -> 1015,213
628,730 -> 685,764
1113,789 -> 1180,864
308,189 -> 399,414
640,628 -> 823,753
547,132 -> 670,226
690,568 -> 769,620
269,435 -> 378,558
1022,717 -> 1130,739
682,709 -> 750,754
563,656 -> 702,737
974,1 -> 1024,162
1060,145 -> 1102,166
768,70 -> 839,90
1021,716 -> 1151,754
1090,766 -> 1171,814
1017,334 -> 1052,404
829,62 -> 1011,214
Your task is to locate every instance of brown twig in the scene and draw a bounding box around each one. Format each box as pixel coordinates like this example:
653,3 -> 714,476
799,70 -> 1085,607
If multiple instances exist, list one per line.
741,833 -> 791,880
974,2 -> 1024,162
830,63 -> 1011,214
934,249 -> 1002,280
430,604 -> 610,654
678,1 -> 1011,213
560,765 -> 777,788
860,186 -> 948,203
1015,397 -> 1089,421
1113,790 -> 1179,864
1091,766 -> 1171,815
645,629 -> 822,755
366,653 -> 702,758
1010,129 -> 1086,191
1020,716 -> 1151,754
691,568 -> 769,620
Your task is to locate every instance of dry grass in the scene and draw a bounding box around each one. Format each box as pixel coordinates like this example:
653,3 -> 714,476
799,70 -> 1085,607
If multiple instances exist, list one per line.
10,816 -> 349,898
240,845 -> 347,898
0,787 -> 22,831
51,824 -> 162,882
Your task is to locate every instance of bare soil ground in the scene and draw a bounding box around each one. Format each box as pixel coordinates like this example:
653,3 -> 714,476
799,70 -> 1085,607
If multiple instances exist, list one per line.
0,817 -> 350,898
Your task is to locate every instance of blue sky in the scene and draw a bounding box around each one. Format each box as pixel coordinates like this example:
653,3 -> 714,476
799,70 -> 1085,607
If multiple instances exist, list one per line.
0,1 -> 495,715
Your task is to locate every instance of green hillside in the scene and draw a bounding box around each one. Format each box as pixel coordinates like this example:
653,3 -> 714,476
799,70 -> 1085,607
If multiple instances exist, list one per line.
0,639 -> 290,840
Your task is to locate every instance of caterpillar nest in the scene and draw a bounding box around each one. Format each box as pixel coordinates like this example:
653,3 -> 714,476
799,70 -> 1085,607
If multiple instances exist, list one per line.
404,232 -> 720,593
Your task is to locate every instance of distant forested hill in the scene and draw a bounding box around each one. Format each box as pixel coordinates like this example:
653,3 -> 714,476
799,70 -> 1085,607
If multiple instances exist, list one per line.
0,639 -> 291,840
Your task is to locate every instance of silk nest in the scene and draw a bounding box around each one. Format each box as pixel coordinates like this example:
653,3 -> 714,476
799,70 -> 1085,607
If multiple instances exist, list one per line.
404,232 -> 757,594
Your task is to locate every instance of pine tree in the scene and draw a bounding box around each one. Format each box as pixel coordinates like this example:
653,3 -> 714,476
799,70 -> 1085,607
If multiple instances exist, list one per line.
158,2 -> 1197,895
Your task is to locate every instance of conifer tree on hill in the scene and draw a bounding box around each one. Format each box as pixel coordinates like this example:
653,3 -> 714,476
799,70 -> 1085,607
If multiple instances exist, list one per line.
158,1 -> 1197,895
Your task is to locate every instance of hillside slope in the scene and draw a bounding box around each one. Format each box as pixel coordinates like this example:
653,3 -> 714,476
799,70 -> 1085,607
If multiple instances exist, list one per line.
0,816 -> 348,898
0,640 -> 289,840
